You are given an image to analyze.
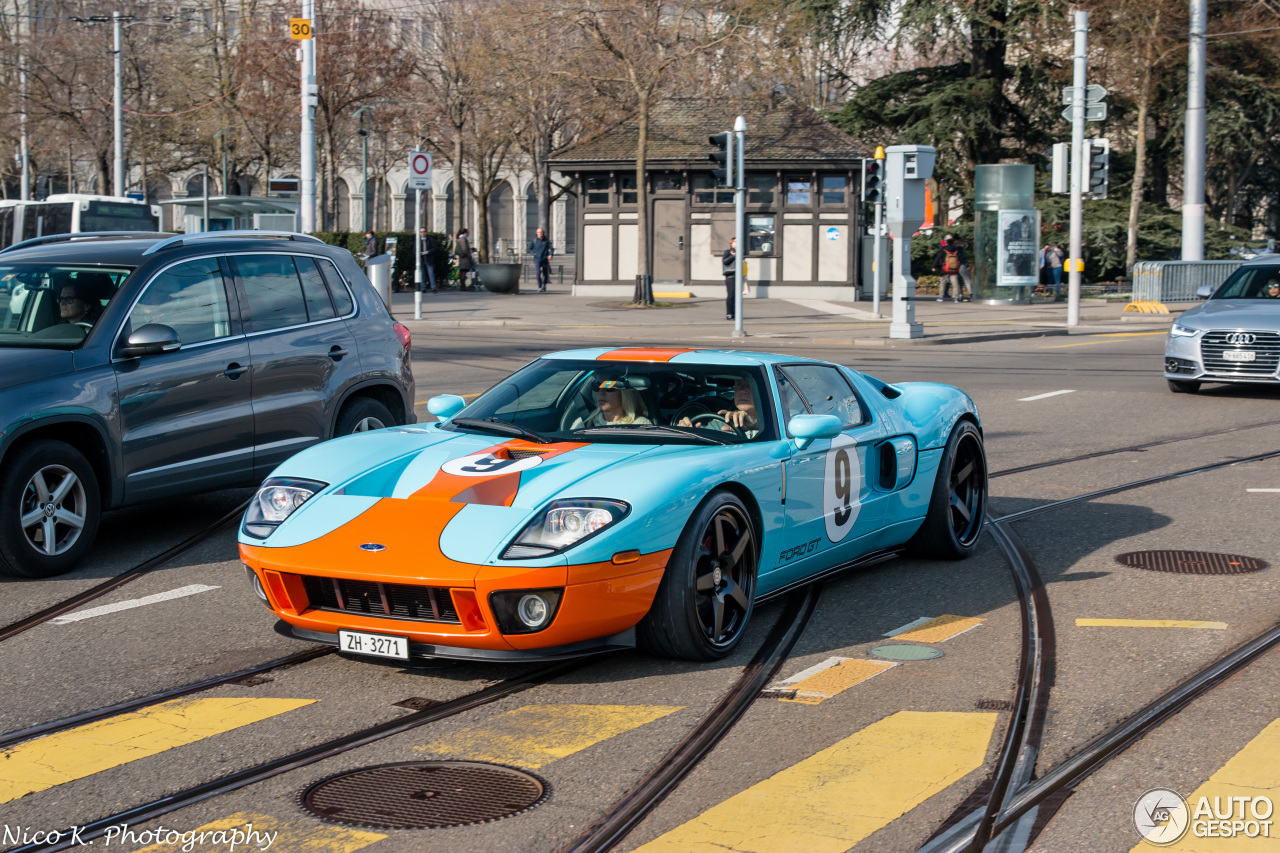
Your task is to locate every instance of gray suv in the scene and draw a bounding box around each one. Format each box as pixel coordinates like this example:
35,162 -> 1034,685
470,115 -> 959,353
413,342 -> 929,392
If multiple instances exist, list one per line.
0,231 -> 415,578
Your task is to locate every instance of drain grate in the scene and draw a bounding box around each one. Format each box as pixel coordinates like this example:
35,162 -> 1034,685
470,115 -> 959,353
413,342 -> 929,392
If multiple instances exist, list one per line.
1115,550 -> 1268,575
392,697 -> 443,711
299,761 -> 548,829
869,644 -> 944,661
976,699 -> 1015,711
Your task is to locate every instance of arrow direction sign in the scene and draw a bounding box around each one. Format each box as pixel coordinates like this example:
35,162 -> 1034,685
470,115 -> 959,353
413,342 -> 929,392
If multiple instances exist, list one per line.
1061,103 -> 1107,123
1062,84 -> 1108,105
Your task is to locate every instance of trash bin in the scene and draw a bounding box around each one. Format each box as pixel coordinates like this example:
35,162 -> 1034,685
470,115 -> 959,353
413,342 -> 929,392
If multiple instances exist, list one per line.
366,253 -> 391,308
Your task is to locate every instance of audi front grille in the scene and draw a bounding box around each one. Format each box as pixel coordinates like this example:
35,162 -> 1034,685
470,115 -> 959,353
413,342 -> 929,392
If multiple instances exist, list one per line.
1200,330 -> 1280,377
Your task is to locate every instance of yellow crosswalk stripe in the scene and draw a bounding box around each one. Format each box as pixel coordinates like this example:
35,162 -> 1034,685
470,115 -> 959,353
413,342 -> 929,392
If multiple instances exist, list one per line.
0,698 -> 314,803
771,658 -> 897,705
1132,717 -> 1280,852
417,704 -> 681,768
633,710 -> 997,853
131,811 -> 384,853
892,615 -> 986,643
1077,618 -> 1227,630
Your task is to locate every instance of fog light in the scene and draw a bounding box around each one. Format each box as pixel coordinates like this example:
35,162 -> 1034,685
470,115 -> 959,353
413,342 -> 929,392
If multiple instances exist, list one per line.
488,588 -> 564,634
245,565 -> 269,605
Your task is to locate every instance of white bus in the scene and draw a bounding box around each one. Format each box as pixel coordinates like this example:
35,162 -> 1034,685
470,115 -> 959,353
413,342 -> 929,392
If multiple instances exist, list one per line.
0,194 -> 162,249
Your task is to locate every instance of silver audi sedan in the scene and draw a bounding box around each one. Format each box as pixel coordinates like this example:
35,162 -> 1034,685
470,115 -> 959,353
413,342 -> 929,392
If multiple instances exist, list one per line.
1164,256 -> 1280,393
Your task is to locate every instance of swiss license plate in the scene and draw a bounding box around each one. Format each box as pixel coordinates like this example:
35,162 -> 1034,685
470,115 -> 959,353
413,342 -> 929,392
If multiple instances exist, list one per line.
338,629 -> 408,660
1223,350 -> 1256,362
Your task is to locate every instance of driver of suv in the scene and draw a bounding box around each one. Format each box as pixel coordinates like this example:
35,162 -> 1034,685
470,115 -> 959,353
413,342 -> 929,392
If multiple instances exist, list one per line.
56,278 -> 104,328
1265,278 -> 1280,298
677,378 -> 760,438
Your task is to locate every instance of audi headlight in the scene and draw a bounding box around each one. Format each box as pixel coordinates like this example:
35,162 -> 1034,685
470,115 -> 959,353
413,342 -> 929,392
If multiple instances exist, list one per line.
1170,324 -> 1199,337
243,477 -> 327,539
502,499 -> 629,559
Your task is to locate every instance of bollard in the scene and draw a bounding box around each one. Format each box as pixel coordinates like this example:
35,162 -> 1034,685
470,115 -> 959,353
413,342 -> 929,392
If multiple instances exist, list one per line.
366,254 -> 391,309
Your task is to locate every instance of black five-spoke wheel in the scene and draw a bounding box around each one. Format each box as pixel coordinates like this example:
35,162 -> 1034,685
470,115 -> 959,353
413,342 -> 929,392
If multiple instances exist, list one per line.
639,490 -> 758,660
906,420 -> 987,560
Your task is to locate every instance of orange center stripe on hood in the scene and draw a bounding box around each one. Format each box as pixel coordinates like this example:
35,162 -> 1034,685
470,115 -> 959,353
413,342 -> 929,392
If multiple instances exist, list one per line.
598,347 -> 697,362
411,440 -> 587,506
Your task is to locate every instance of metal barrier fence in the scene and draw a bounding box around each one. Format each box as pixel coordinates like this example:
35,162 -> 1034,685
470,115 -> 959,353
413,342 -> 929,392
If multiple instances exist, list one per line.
1131,260 -> 1243,303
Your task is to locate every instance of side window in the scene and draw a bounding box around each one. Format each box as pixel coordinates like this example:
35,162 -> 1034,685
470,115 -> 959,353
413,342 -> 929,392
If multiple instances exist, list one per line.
233,255 -> 309,332
295,257 -> 336,321
128,258 -> 231,345
315,258 -> 354,315
776,372 -> 809,423
779,364 -> 864,427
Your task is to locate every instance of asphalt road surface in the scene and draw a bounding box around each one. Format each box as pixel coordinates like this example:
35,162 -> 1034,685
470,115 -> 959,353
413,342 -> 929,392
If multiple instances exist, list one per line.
2,326 -> 1278,853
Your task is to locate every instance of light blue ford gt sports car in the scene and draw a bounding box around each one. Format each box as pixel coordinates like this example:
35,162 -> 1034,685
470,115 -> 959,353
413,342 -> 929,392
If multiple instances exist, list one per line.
239,347 -> 986,663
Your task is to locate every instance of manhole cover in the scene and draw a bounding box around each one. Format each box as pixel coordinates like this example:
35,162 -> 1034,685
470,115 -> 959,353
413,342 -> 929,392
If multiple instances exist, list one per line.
869,644 -> 944,661
299,761 -> 549,829
1115,550 -> 1268,575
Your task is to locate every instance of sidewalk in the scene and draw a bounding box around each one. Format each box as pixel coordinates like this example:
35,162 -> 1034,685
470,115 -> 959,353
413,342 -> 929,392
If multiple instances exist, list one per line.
388,284 -> 1181,347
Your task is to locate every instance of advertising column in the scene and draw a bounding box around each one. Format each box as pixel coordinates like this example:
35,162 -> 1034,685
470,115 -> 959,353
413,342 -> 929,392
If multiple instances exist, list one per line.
972,164 -> 1036,303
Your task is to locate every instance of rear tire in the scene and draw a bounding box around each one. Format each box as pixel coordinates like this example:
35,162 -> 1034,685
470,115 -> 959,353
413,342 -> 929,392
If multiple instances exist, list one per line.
638,491 -> 758,661
336,397 -> 395,435
1167,379 -> 1201,394
906,420 -> 987,560
0,440 -> 101,578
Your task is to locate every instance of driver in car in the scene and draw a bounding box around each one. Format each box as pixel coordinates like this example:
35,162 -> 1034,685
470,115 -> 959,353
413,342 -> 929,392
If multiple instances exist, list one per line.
57,281 -> 103,327
677,378 -> 760,438
570,374 -> 652,429
1265,279 -> 1280,298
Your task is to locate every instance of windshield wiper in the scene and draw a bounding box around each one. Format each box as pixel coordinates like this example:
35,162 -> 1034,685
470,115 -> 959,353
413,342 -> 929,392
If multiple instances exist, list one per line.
574,424 -> 728,445
450,417 -> 553,444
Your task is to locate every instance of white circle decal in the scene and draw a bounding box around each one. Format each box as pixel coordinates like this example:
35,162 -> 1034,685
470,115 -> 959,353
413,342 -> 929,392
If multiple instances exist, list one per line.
440,452 -> 542,478
823,434 -> 861,542
1133,788 -> 1189,846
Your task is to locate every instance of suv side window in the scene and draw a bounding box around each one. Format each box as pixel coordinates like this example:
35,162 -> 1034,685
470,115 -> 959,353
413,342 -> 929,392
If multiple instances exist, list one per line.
314,257 -> 354,316
128,258 -> 232,345
295,257 -> 336,321
232,254 -> 309,332
778,364 -> 865,427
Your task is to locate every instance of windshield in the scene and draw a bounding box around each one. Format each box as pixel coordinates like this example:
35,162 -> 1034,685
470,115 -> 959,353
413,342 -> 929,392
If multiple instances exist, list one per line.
1213,264 -> 1280,299
0,264 -> 132,349
82,201 -> 159,233
446,359 -> 777,445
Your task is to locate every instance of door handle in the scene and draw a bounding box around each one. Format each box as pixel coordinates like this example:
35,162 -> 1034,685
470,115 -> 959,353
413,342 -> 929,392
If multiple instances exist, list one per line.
224,362 -> 249,379
328,346 -> 349,361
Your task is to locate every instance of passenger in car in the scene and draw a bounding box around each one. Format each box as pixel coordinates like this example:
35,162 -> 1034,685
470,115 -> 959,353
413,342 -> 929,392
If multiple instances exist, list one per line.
677,378 -> 760,438
570,374 -> 652,429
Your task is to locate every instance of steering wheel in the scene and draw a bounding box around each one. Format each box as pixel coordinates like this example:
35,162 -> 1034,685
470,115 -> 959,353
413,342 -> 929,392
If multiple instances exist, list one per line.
684,411 -> 747,437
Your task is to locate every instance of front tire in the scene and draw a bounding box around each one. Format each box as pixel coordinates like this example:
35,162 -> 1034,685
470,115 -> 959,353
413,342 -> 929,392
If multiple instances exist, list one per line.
1167,379 -> 1201,394
0,440 -> 102,578
638,491 -> 758,661
906,420 -> 987,560
336,397 -> 395,435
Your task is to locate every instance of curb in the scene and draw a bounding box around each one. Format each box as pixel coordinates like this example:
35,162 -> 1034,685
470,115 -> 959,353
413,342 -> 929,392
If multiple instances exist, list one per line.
831,329 -> 1072,347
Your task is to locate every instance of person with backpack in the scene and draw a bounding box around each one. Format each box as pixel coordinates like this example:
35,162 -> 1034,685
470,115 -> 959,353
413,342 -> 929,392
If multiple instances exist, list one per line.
932,235 -> 968,303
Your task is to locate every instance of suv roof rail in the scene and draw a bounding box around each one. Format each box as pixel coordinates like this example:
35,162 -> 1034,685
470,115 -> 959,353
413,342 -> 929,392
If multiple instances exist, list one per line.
142,230 -> 326,256
0,231 -> 172,255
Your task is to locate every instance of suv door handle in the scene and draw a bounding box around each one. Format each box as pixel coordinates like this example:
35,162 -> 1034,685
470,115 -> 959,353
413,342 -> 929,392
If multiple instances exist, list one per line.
328,346 -> 349,361
224,362 -> 249,379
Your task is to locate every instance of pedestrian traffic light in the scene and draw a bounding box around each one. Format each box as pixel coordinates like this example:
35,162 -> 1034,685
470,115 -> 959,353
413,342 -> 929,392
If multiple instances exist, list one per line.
1085,138 -> 1109,199
709,131 -> 733,187
862,156 -> 883,204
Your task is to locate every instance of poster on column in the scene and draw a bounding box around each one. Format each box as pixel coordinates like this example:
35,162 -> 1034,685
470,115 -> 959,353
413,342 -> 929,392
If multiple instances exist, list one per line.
996,209 -> 1040,287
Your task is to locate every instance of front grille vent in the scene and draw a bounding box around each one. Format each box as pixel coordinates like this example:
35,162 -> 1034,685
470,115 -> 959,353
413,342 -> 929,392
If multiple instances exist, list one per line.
1200,330 -> 1280,377
300,575 -> 460,624
507,449 -> 547,460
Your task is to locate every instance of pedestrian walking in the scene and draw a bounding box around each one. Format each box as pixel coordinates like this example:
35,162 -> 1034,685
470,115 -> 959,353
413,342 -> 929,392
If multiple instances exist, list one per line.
723,238 -> 738,320
528,227 -> 554,292
453,229 -> 473,291
1044,244 -> 1064,296
419,227 -> 438,293
364,230 -> 378,260
932,234 -> 968,302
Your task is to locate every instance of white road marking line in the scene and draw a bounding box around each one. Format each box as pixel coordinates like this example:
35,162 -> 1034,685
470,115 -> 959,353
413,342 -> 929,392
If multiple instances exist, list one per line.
1018,390 -> 1076,402
774,656 -> 851,686
51,584 -> 220,624
1246,489 -> 1280,493
884,616 -> 933,636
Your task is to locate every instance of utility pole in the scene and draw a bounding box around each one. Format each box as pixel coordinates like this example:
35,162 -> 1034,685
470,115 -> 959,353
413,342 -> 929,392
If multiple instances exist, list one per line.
214,128 -> 229,197
733,115 -> 746,338
202,166 -> 209,232
113,11 -> 124,197
19,0 -> 30,199
299,0 -> 317,232
1067,10 -> 1088,327
1182,0 -> 1207,261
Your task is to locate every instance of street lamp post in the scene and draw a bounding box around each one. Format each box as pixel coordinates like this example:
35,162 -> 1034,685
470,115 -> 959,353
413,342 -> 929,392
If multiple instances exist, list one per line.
113,11 -> 124,197
213,128 -> 229,199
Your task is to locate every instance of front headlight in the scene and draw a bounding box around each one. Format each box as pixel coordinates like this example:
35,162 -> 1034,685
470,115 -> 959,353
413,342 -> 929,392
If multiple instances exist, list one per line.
243,477 -> 327,539
502,498 -> 629,559
1170,324 -> 1199,337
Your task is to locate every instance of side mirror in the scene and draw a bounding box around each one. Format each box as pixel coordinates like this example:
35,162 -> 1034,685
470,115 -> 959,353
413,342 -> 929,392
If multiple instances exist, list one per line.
119,323 -> 181,358
787,414 -> 843,450
427,394 -> 467,420
1196,285 -> 1213,300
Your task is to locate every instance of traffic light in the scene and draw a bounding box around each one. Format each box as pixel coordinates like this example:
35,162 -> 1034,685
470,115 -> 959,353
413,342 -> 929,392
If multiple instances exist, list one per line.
1085,138 -> 1109,199
709,131 -> 733,187
862,156 -> 883,204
